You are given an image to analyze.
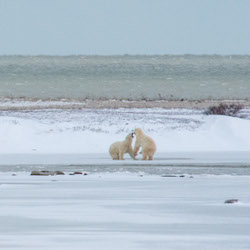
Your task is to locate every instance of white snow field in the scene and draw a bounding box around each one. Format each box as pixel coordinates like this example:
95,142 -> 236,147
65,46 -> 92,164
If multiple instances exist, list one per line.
0,173 -> 250,250
1,108 -> 250,249
0,108 -> 250,155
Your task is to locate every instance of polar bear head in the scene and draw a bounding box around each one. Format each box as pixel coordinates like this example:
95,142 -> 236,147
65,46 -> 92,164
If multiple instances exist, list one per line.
125,133 -> 134,144
133,128 -> 144,137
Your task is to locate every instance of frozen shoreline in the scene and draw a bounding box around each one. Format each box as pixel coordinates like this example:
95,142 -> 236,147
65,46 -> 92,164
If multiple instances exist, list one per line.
1,151 -> 250,170
1,103 -> 250,249
0,172 -> 250,250
2,151 -> 250,177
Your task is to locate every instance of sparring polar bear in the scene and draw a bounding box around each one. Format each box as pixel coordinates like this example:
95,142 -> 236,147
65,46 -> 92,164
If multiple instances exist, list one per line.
109,133 -> 135,160
133,128 -> 156,160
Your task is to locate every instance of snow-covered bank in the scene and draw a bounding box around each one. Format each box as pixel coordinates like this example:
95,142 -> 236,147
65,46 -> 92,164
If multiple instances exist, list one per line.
1,108 -> 250,155
0,173 -> 250,250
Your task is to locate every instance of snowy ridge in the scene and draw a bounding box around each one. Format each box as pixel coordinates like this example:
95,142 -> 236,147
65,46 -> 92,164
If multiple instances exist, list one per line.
1,108 -> 250,154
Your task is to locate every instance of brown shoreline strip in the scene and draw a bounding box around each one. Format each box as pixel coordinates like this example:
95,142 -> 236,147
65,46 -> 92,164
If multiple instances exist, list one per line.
0,99 -> 249,111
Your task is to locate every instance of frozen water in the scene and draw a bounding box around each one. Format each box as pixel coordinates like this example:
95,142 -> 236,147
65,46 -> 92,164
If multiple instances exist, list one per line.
0,173 -> 249,249
1,107 -> 250,249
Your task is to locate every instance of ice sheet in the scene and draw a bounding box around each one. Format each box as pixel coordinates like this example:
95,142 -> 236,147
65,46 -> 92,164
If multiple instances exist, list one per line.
0,173 -> 250,249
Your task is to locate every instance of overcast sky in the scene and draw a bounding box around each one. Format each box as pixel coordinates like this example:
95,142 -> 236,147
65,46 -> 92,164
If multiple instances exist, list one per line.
0,0 -> 250,55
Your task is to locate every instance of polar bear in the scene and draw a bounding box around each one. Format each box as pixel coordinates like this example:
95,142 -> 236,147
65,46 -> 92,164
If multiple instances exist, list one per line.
133,128 -> 156,160
109,133 -> 135,160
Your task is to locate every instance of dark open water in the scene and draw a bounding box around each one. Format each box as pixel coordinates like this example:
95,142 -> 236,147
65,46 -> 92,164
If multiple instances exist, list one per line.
1,55 -> 250,101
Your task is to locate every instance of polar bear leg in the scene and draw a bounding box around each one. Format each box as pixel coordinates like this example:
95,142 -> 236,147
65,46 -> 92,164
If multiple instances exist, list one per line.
142,152 -> 148,160
111,152 -> 119,160
148,155 -> 153,160
148,149 -> 155,160
119,152 -> 124,160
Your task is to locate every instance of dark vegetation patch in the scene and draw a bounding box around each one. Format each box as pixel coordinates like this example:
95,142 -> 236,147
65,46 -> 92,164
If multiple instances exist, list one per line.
204,103 -> 243,117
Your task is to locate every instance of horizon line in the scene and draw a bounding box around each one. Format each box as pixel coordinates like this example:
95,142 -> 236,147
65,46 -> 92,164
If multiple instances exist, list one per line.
0,53 -> 250,57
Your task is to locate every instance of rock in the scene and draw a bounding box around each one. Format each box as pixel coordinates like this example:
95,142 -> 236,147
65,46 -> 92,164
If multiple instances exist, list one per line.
55,171 -> 65,175
161,174 -> 177,178
12,174 -> 17,176
31,170 -> 65,176
224,199 -> 239,204
74,172 -> 83,175
31,171 -> 51,176
84,173 -> 88,176
179,175 -> 185,178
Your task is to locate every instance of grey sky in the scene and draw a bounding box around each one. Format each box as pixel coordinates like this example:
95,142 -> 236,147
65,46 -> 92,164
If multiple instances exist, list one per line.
0,0 -> 250,55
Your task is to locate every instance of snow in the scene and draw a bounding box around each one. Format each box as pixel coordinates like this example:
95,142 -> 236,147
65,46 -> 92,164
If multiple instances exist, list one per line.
1,108 -> 250,249
0,108 -> 250,155
0,172 -> 250,250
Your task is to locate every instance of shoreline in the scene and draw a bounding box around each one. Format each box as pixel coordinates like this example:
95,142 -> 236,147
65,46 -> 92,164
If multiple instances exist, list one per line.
0,98 -> 249,110
1,152 -> 250,173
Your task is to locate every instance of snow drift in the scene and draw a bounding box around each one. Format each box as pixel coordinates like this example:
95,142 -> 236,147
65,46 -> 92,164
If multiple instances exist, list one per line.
0,108 -> 250,154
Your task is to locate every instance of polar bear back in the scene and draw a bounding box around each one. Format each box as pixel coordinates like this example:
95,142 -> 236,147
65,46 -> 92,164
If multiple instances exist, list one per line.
141,135 -> 156,151
109,141 -> 123,155
134,128 -> 156,160
109,134 -> 134,160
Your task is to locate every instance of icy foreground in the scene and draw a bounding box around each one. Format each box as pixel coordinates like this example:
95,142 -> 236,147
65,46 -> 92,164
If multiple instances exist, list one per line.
1,108 -> 250,249
0,173 -> 250,250
1,108 -> 250,155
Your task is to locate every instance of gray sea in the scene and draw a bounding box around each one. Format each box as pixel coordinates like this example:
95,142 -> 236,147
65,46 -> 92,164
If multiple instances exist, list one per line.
1,55 -> 250,101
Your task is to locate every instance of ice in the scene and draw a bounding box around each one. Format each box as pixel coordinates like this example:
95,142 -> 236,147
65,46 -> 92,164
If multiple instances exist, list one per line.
0,173 -> 250,249
1,107 -> 250,249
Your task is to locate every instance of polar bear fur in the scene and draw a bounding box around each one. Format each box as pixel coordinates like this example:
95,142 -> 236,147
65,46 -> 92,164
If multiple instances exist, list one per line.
133,128 -> 156,160
109,133 -> 135,160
